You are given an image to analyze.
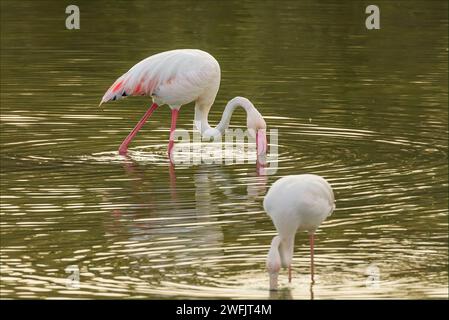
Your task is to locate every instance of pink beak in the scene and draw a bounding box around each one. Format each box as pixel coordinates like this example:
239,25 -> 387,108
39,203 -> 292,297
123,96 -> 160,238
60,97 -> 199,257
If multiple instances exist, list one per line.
256,129 -> 267,156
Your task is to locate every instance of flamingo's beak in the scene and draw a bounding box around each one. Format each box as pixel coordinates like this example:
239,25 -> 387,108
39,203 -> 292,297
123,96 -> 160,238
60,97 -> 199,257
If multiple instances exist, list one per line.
256,129 -> 267,156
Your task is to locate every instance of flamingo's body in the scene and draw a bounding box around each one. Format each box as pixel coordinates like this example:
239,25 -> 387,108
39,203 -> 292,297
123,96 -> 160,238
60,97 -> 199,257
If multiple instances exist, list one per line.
100,49 -> 267,155
264,174 -> 335,290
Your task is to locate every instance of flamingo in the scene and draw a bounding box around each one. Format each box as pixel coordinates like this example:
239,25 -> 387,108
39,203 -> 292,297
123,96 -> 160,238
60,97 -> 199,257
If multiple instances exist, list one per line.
99,49 -> 267,156
264,174 -> 335,290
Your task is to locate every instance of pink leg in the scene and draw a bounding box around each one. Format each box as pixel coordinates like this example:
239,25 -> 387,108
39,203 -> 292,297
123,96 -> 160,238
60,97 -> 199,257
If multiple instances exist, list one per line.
310,232 -> 315,283
167,108 -> 179,155
118,103 -> 159,155
288,265 -> 292,283
169,161 -> 177,200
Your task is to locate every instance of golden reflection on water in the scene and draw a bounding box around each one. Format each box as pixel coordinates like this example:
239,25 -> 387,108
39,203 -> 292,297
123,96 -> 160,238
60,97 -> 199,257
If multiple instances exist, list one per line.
1,0 -> 448,299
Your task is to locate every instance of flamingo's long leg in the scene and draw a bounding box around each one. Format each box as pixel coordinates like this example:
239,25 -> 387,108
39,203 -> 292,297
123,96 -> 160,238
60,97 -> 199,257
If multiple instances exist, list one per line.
118,103 -> 159,155
168,109 -> 179,155
288,265 -> 292,283
169,161 -> 177,199
310,232 -> 315,283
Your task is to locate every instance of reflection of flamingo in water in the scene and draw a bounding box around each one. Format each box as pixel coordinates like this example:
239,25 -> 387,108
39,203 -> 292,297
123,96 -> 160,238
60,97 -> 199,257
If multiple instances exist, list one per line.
100,49 -> 267,156
264,174 -> 335,290
121,158 -> 267,205
108,160 -> 268,270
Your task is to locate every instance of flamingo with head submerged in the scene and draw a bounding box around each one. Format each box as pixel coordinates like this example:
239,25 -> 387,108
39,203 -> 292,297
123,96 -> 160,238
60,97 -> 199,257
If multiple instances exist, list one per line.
264,174 -> 336,290
99,49 -> 267,156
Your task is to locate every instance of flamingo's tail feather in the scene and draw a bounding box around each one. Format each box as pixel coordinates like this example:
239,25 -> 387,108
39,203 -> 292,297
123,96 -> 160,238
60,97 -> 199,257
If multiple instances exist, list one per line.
99,74 -> 131,106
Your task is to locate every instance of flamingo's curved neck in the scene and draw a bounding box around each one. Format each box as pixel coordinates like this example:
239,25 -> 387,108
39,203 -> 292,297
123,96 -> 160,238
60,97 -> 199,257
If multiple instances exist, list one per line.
215,97 -> 253,134
279,235 -> 295,267
194,97 -> 254,135
268,235 -> 282,262
268,234 -> 294,267
267,235 -> 283,290
194,103 -> 213,134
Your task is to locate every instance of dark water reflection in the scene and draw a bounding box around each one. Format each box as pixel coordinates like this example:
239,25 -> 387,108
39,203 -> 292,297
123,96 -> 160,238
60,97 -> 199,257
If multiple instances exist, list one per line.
1,0 -> 447,298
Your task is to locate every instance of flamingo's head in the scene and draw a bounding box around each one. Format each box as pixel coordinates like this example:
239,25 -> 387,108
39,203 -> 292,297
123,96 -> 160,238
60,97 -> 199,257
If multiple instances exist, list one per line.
266,235 -> 282,291
248,111 -> 267,156
233,97 -> 267,156
244,101 -> 266,137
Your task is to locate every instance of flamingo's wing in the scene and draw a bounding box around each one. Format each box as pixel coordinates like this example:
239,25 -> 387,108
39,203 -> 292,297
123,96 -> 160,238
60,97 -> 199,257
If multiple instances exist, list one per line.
99,49 -> 219,106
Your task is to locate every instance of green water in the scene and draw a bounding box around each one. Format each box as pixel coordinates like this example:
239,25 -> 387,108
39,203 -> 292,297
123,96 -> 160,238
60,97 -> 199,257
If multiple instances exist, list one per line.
1,0 -> 447,299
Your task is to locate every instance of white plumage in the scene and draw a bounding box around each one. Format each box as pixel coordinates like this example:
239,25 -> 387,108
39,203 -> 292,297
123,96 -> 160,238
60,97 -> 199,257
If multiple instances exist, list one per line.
99,49 -> 267,155
264,174 -> 335,290
100,49 -> 220,108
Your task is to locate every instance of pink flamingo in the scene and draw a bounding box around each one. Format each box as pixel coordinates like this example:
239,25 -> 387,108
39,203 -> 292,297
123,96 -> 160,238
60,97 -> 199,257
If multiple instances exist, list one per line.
264,174 -> 336,290
100,49 -> 267,156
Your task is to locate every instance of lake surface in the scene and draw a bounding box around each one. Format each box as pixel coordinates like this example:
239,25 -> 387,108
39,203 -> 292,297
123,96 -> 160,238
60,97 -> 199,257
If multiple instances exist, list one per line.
1,0 -> 447,299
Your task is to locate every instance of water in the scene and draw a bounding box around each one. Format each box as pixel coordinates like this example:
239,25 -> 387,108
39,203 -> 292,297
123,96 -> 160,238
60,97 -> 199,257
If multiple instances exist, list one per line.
1,0 -> 447,299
